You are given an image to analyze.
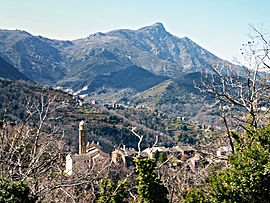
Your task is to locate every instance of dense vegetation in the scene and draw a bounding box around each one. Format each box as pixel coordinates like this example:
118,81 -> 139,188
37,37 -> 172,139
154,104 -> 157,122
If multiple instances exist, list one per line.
135,156 -> 169,203
183,123 -> 270,202
114,105 -> 212,147
0,79 -> 212,153
0,178 -> 35,203
131,72 -> 222,126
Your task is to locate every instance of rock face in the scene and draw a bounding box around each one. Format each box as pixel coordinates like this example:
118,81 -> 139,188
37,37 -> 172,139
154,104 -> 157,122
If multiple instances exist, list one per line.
65,22 -> 224,80
0,23 -> 230,92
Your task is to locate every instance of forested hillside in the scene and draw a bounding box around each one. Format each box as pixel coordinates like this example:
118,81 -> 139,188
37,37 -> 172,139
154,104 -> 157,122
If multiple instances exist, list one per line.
0,79 -> 212,153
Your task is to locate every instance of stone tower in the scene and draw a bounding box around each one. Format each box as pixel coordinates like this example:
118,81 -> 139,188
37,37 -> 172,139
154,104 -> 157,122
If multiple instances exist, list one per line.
79,120 -> 87,154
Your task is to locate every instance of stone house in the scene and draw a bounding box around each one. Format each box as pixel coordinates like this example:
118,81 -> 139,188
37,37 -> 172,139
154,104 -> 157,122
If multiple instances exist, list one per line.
173,145 -> 195,161
111,148 -> 137,167
189,153 -> 201,170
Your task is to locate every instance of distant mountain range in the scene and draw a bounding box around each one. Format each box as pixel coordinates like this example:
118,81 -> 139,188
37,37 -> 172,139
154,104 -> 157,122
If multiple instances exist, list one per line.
0,23 -> 235,120
0,23 -> 230,84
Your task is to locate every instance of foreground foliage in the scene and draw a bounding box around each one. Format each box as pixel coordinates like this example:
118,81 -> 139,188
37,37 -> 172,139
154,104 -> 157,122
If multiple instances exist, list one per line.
0,178 -> 35,203
183,122 -> 270,202
135,156 -> 169,203
97,178 -> 128,203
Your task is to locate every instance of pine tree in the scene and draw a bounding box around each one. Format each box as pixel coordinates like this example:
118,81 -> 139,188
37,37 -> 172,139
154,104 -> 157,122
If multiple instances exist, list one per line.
135,156 -> 169,203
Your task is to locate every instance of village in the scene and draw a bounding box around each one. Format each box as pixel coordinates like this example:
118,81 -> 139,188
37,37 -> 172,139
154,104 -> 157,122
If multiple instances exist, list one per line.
65,120 -> 231,176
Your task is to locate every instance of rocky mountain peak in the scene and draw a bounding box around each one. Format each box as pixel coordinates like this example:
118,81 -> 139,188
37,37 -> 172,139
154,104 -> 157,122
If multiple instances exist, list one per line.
150,22 -> 166,30
0,23 -> 232,86
138,22 -> 167,34
134,22 -> 170,47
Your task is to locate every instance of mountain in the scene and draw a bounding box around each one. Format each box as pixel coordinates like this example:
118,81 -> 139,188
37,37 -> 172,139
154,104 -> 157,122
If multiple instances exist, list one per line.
0,56 -> 31,81
0,23 -> 237,121
131,72 -> 220,125
0,23 -> 231,86
0,29 -> 68,84
65,22 -> 226,80
60,65 -> 168,94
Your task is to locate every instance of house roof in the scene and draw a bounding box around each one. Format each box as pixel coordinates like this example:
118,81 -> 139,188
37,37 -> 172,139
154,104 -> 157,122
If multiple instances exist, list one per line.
86,143 -> 101,150
218,146 -> 231,152
142,146 -> 169,154
175,145 -> 194,152
69,154 -> 90,162
112,148 -> 137,156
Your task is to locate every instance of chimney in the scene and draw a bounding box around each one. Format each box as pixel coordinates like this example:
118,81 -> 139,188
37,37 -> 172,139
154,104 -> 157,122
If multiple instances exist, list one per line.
79,120 -> 87,154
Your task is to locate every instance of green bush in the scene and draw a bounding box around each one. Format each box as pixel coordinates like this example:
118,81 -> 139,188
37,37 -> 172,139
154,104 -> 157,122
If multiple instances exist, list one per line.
0,178 -> 36,203
97,178 -> 128,203
183,122 -> 270,203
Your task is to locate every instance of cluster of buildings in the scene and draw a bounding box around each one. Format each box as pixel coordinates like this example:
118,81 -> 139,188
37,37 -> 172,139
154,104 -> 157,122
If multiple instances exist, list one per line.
65,121 -> 110,175
65,121 -> 231,175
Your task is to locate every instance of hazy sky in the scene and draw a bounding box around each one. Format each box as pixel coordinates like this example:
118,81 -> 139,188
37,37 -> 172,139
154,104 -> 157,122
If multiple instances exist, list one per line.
0,0 -> 269,62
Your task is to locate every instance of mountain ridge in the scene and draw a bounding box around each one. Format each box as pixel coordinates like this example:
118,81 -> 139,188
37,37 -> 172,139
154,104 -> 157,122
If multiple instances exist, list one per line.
0,23 -> 237,112
0,23 -> 237,122
0,23 -> 232,84
0,56 -> 31,82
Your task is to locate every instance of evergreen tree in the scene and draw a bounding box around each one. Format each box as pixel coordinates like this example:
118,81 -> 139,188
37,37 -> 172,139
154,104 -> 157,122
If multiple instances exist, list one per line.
0,178 -> 36,203
135,156 -> 169,203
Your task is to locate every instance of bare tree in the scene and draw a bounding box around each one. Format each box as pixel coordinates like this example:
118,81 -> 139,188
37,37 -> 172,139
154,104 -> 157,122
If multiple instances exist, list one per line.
154,26 -> 270,202
0,93 -> 117,202
195,26 -> 270,152
0,94 -> 67,199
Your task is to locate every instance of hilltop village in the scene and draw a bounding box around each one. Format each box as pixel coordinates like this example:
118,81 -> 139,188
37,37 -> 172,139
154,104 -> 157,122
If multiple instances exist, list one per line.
66,120 -> 231,176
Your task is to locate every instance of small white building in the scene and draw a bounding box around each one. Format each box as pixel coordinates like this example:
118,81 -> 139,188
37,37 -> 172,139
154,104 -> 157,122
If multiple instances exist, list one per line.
217,146 -> 232,160
142,146 -> 169,158
65,153 -> 90,176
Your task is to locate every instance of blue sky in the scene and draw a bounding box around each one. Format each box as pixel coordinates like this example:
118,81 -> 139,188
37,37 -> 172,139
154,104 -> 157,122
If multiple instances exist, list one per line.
0,0 -> 269,62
